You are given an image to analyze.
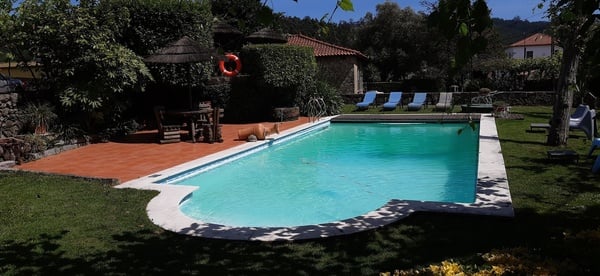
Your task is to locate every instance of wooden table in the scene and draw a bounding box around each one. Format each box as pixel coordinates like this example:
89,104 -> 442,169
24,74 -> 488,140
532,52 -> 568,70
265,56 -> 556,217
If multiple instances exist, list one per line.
165,108 -> 212,142
165,108 -> 224,143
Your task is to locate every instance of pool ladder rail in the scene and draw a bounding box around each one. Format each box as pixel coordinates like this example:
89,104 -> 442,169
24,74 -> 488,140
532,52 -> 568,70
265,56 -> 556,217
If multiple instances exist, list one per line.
307,97 -> 326,123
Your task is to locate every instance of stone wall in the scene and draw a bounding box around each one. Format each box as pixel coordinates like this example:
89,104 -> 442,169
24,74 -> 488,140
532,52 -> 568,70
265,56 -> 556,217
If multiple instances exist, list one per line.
453,91 -> 556,106
0,91 -> 21,138
0,92 -> 23,164
318,56 -> 360,94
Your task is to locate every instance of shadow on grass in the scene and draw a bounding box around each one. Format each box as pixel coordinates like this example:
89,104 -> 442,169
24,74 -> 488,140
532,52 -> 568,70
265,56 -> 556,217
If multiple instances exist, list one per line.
500,137 -> 548,146
3,208 -> 600,275
518,113 -> 552,121
506,156 -> 592,176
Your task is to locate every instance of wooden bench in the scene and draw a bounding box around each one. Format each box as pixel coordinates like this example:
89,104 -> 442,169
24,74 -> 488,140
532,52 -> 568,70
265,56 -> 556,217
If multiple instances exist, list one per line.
547,150 -> 579,163
154,106 -> 181,144
530,123 -> 550,132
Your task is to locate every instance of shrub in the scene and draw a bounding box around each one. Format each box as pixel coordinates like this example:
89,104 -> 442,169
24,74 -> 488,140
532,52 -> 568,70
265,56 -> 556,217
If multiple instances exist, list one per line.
233,44 -> 317,120
97,119 -> 141,142
297,81 -> 344,116
203,81 -> 231,108
20,102 -> 58,135
21,134 -> 49,157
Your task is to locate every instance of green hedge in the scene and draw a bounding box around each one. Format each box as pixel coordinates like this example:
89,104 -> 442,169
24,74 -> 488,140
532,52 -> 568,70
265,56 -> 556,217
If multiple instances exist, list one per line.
225,44 -> 318,122
241,44 -> 317,89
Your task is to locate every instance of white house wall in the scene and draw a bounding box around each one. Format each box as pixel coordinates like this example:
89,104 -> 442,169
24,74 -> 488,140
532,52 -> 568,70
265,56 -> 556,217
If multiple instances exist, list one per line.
506,45 -> 558,59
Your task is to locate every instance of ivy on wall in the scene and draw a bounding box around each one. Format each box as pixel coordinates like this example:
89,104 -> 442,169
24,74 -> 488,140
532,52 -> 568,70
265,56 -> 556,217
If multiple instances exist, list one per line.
242,44 -> 317,90
229,44 -> 318,120
225,44 -> 345,122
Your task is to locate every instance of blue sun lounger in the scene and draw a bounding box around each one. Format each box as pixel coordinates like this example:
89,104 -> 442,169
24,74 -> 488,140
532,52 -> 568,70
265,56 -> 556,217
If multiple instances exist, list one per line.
356,91 -> 378,110
382,91 -> 403,110
589,138 -> 600,157
407,92 -> 427,111
569,104 -> 596,140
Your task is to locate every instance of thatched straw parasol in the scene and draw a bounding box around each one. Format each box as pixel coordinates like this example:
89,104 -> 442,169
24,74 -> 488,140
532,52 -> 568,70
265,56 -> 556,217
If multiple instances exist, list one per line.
212,22 -> 244,50
144,36 -> 214,64
144,36 -> 215,109
213,21 -> 242,36
246,28 -> 287,44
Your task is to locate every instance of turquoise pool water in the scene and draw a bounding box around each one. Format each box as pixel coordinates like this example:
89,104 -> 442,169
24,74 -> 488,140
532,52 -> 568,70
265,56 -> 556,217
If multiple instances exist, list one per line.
175,122 -> 479,227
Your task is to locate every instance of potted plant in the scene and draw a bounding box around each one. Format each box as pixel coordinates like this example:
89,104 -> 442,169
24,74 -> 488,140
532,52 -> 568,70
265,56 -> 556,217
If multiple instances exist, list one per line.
22,102 -> 58,135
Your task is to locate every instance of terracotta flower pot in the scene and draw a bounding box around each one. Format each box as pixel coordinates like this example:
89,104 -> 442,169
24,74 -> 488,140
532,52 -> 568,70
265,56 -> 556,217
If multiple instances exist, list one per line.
237,123 -> 280,140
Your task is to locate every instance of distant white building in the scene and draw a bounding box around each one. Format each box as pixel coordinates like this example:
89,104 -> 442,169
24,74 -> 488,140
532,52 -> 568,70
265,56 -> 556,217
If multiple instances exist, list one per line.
505,33 -> 561,59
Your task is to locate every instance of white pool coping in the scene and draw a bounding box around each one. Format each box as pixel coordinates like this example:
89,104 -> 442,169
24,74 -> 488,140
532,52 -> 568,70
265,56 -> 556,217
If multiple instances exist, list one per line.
117,114 -> 513,241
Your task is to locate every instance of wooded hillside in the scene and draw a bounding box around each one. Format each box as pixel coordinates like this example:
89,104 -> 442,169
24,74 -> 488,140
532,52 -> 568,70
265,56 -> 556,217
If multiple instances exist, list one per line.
492,18 -> 551,45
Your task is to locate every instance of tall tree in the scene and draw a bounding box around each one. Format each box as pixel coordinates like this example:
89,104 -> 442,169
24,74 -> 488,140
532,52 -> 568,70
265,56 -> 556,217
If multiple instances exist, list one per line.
104,0 -> 213,89
9,0 -> 152,112
213,0 -> 273,35
356,2 -> 433,81
579,24 -> 600,102
272,0 -> 355,37
427,0 -> 493,81
545,0 -> 600,146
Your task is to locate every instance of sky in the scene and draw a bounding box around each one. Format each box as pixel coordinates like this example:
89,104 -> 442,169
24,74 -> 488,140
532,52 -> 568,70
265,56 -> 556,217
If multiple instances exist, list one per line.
268,0 -> 549,22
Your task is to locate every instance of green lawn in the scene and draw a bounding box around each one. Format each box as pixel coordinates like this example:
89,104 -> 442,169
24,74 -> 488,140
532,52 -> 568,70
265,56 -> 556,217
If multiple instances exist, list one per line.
1,106 -> 599,275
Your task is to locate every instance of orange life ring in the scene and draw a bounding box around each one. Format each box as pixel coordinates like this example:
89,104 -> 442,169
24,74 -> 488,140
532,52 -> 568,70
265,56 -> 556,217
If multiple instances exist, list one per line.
219,53 -> 242,77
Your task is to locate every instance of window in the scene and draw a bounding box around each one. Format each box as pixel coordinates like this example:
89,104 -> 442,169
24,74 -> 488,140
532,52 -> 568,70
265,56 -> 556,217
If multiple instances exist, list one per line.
526,51 -> 534,59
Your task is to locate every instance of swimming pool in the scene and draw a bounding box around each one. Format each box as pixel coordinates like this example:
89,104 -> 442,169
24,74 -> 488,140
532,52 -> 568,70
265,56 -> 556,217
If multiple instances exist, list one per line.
174,122 -> 479,227
118,114 -> 514,241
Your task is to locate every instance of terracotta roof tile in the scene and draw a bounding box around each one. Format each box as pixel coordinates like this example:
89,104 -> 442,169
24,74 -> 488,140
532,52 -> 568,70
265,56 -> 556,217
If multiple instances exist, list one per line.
509,33 -> 554,47
287,34 -> 367,59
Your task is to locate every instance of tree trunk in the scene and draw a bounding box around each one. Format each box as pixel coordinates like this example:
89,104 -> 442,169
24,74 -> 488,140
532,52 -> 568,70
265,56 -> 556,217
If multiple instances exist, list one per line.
547,44 -> 580,146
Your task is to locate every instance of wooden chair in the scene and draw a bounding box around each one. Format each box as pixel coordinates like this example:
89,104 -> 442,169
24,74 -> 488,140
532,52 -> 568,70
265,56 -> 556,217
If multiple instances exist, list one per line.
211,107 -> 224,143
153,106 -> 181,144
197,101 -> 224,143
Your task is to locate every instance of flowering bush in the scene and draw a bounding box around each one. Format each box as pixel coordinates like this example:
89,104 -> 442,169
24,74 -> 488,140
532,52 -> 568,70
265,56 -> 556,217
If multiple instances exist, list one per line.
380,234 -> 600,276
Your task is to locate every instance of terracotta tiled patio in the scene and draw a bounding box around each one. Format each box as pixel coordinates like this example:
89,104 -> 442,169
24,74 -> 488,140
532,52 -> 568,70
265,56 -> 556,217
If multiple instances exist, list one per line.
17,118 -> 310,183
